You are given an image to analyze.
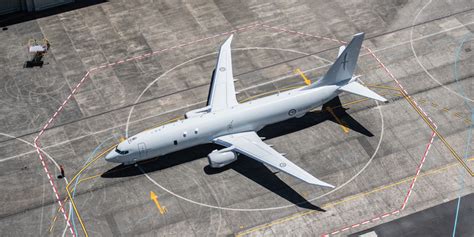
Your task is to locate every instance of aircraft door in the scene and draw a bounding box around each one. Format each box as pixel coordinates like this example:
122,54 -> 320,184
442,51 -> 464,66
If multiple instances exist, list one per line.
138,142 -> 147,160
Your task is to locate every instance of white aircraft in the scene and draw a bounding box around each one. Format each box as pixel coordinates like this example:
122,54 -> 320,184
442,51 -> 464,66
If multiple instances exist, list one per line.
105,33 -> 386,188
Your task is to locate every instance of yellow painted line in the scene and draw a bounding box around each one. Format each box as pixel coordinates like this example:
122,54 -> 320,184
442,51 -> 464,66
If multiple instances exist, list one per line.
410,97 -> 469,128
309,92 -> 401,113
52,112 -> 219,233
339,98 -> 371,107
76,174 -> 101,185
324,157 -> 474,209
64,144 -> 116,237
65,191 -> 85,236
59,115 -> 185,233
236,157 -> 474,237
365,84 -> 473,175
49,196 -> 70,232
240,83 -> 400,108
58,87 -> 386,234
326,106 -> 350,133
237,85 -> 474,236
59,80 -> 467,237
400,92 -> 474,176
67,145 -> 116,190
49,212 -> 59,233
150,191 -> 167,215
294,68 -> 311,85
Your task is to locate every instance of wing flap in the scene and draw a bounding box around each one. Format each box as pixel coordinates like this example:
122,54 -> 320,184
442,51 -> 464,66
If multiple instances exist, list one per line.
214,132 -> 334,188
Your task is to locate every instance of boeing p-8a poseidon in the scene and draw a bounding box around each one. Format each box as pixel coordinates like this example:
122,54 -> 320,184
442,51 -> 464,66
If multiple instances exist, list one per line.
105,33 -> 387,188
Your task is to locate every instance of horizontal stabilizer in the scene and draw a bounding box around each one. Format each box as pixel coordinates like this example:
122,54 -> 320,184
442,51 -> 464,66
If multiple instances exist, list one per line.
338,81 -> 387,102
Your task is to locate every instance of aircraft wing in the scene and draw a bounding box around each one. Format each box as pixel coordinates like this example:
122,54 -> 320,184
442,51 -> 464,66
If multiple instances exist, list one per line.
207,34 -> 238,111
213,131 -> 334,188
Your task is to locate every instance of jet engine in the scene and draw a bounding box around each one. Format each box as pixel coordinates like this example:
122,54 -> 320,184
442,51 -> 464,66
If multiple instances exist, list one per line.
207,149 -> 238,168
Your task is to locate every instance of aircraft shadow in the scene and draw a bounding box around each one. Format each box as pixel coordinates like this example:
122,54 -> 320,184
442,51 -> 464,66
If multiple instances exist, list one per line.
204,157 -> 326,211
259,96 -> 373,139
102,96 -> 372,210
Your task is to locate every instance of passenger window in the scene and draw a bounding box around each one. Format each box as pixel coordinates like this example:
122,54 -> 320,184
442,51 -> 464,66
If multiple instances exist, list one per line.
174,140 -> 178,145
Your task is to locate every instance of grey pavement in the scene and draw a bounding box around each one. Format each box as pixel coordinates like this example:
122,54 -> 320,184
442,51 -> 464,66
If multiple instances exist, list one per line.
0,0 -> 473,236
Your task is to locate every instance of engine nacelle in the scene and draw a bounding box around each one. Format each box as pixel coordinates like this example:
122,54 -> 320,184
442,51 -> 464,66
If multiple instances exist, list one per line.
207,150 -> 238,168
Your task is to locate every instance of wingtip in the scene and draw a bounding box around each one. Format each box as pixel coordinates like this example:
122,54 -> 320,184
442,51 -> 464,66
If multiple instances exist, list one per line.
310,178 -> 335,188
352,32 -> 365,42
376,95 -> 388,103
221,34 -> 234,48
225,34 -> 233,43
319,182 -> 335,189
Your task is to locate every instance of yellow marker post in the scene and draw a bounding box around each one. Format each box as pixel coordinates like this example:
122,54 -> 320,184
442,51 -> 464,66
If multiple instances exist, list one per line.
150,191 -> 167,215
294,68 -> 311,85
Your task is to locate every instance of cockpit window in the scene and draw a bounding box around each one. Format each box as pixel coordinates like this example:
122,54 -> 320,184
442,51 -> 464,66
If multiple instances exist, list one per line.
115,147 -> 129,155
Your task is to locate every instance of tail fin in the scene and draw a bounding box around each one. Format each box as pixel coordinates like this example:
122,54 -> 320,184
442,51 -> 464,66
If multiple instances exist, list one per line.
305,32 -> 387,102
313,33 -> 365,87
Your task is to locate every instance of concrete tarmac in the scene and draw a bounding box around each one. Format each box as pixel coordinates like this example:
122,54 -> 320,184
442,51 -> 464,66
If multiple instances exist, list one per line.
0,0 -> 472,236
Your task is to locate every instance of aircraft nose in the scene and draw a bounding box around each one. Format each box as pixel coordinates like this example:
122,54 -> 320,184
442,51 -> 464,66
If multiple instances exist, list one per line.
105,150 -> 118,162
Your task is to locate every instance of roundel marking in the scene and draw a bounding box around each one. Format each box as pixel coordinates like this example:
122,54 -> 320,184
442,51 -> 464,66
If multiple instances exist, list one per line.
288,109 -> 296,116
219,67 -> 226,71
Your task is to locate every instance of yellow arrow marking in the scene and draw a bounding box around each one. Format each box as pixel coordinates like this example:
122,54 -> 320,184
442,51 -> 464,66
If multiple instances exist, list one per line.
326,106 -> 350,134
150,191 -> 167,215
294,68 -> 311,85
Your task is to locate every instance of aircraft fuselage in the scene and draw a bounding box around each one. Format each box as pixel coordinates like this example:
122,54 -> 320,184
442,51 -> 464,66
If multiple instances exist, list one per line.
105,85 -> 339,164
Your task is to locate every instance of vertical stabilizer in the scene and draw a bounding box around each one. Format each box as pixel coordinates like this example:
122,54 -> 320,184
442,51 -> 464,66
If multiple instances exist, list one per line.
311,33 -> 365,87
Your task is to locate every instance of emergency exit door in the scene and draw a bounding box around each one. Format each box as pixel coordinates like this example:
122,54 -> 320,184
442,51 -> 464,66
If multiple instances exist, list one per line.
138,143 -> 147,160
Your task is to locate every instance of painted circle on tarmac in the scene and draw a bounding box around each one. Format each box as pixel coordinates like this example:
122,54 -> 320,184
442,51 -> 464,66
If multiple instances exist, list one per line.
409,0 -> 473,102
126,45 -> 385,211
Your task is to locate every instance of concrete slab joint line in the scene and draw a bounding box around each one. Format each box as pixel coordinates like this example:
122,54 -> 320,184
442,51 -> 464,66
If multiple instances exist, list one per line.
233,25 -> 445,236
32,22 -> 262,237
322,131 -> 436,236
33,22 -> 441,237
